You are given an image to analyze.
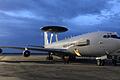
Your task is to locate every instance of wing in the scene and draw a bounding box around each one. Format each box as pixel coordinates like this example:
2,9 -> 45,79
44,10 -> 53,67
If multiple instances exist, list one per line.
0,46 -> 71,56
27,45 -> 44,48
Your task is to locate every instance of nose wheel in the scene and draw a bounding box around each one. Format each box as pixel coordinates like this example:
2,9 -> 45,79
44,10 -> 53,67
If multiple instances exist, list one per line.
97,59 -> 105,66
112,59 -> 117,66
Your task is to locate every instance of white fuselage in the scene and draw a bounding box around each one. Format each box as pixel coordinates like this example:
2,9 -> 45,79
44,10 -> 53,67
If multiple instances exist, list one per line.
45,31 -> 120,57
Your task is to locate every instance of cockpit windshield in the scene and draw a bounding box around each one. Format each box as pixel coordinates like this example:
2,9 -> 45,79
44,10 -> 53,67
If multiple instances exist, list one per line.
111,35 -> 119,38
103,34 -> 120,39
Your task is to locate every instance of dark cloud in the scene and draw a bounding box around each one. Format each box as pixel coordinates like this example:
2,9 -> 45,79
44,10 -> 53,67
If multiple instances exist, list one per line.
31,0 -> 110,19
0,0 -> 119,47
0,0 -> 34,11
0,0 -> 109,18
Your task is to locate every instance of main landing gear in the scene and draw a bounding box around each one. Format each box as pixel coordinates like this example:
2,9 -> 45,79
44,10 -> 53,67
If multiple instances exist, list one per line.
63,56 -> 70,64
63,55 -> 76,64
46,52 -> 53,60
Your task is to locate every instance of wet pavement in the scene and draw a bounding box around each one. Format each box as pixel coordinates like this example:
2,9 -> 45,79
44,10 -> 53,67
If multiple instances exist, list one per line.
0,62 -> 119,80
0,55 -> 119,80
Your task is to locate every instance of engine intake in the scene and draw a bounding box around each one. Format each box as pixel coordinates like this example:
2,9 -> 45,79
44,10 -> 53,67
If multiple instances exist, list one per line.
23,50 -> 31,57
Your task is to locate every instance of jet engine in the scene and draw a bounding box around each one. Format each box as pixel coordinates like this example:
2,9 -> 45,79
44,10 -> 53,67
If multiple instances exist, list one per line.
0,48 -> 2,54
23,50 -> 31,57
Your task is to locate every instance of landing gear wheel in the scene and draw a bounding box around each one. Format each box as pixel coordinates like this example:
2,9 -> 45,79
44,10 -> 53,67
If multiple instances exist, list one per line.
69,56 -> 76,61
97,59 -> 101,66
112,59 -> 117,66
63,56 -> 70,64
101,60 -> 105,66
46,53 -> 53,60
97,59 -> 105,66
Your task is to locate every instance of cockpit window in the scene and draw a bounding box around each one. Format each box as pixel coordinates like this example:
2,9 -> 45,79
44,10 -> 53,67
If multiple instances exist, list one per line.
103,34 -> 120,39
111,35 -> 117,38
103,35 -> 110,38
111,35 -> 120,39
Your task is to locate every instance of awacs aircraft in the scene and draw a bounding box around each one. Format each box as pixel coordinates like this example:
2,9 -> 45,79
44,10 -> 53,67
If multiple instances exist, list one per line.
0,26 -> 120,66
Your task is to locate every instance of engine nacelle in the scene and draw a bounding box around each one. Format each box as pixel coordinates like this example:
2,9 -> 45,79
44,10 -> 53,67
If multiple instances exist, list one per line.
0,48 -> 3,54
23,50 -> 31,57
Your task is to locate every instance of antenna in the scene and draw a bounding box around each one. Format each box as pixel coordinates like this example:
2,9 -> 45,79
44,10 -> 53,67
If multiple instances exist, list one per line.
44,32 -> 49,45
50,33 -> 53,44
41,26 -> 68,45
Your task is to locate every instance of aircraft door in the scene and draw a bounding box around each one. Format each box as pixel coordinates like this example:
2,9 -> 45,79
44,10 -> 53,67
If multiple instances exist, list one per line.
98,40 -> 107,55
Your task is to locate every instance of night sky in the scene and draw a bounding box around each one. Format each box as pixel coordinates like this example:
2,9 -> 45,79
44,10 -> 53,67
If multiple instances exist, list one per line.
0,0 -> 120,47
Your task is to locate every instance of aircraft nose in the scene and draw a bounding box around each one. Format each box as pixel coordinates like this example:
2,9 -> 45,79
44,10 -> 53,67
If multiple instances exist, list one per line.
116,40 -> 120,48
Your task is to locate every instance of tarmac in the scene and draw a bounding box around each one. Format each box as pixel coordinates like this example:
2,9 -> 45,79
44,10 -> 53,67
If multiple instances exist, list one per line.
0,55 -> 119,80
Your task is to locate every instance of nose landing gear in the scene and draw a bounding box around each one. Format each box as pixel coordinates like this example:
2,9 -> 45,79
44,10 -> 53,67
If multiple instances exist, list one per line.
97,59 -> 105,66
96,55 -> 118,66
